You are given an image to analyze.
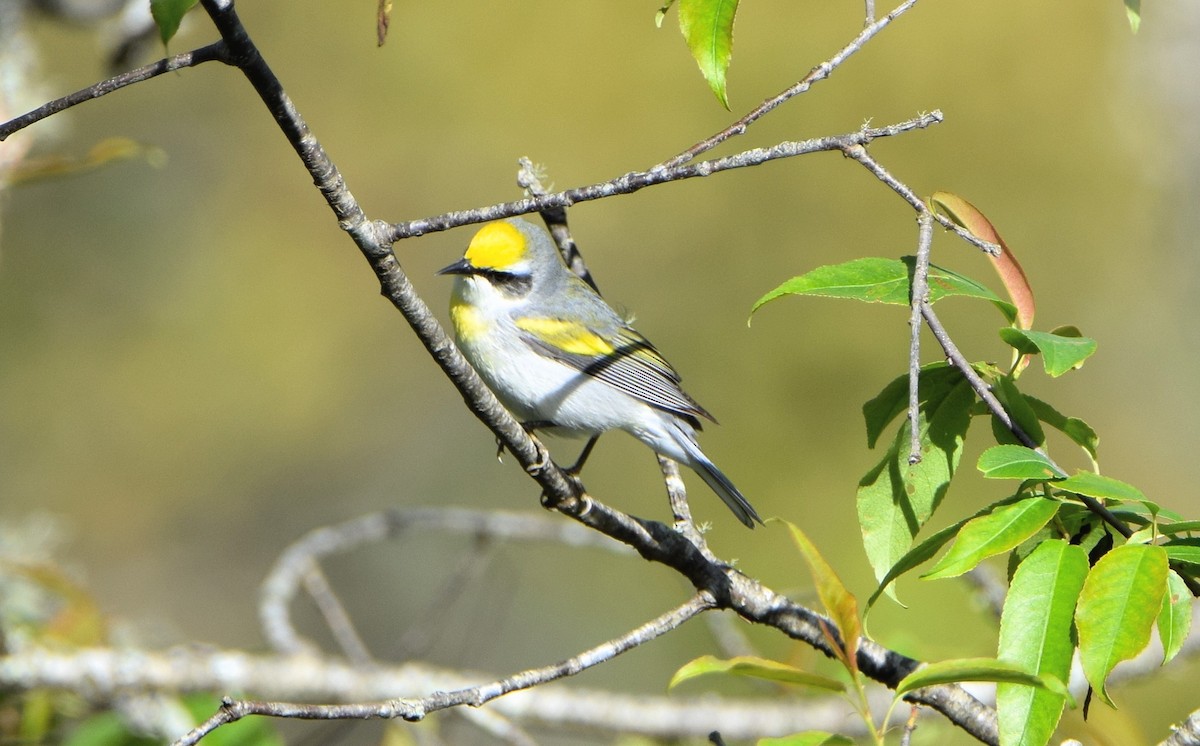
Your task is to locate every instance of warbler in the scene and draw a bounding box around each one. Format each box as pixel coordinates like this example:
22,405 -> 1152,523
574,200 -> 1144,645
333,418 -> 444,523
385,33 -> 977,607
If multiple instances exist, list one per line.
438,218 -> 761,528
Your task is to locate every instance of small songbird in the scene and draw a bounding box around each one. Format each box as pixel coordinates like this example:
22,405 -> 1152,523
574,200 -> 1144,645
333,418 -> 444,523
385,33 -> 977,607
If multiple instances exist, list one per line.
438,218 -> 761,528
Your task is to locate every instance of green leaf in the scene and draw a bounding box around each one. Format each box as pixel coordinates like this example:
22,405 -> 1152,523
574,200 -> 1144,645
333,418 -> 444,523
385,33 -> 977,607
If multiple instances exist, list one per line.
997,540 -> 1089,746
1125,0 -> 1141,32
777,519 -> 861,666
895,657 -> 1068,699
923,497 -> 1060,580
668,655 -> 844,692
857,376 -> 974,598
999,328 -> 1097,377
977,445 -> 1067,480
990,375 -> 1045,447
677,0 -> 739,108
1055,472 -> 1153,513
149,0 -> 199,45
866,494 -> 1029,611
1156,520 -> 1200,535
1163,538 -> 1200,567
751,257 -> 1016,323
1076,543 -> 1169,706
1152,573 -> 1190,666
758,733 -> 855,746
1025,396 -> 1099,461
1158,570 -> 1192,665
861,363 -> 970,449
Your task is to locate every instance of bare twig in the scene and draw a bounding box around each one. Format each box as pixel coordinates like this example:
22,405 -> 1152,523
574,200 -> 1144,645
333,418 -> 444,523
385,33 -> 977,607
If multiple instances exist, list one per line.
0,643 -> 870,740
841,142 -> 999,255
659,0 -> 923,168
0,42 -> 229,140
658,455 -> 706,549
907,211 -> 934,464
516,157 -> 597,292
301,563 -> 373,664
174,594 -> 718,746
1162,708 -> 1200,746
386,113 -> 944,242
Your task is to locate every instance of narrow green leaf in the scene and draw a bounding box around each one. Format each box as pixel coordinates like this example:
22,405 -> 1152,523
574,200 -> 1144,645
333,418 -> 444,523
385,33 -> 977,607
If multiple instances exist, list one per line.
1076,544 -> 1169,706
857,377 -> 973,597
752,257 -> 1016,322
758,733 -> 855,746
778,519 -> 861,665
1024,396 -> 1099,461
999,328 -> 1098,377
1155,520 -> 1200,535
895,657 -> 1067,699
1125,0 -> 1141,32
1158,570 -> 1192,665
1056,472 -> 1153,514
924,498 -> 1060,580
668,655 -> 844,691
1163,539 -> 1200,567
997,540 -> 1089,746
677,0 -> 739,108
977,445 -> 1067,480
149,0 -> 199,45
866,494 -> 1029,612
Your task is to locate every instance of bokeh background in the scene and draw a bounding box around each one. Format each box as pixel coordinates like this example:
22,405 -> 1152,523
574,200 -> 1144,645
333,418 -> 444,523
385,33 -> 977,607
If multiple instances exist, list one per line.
2,1 -> 1199,743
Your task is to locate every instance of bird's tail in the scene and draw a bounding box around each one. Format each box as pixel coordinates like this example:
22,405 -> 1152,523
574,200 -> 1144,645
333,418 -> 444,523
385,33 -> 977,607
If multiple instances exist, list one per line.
673,426 -> 762,529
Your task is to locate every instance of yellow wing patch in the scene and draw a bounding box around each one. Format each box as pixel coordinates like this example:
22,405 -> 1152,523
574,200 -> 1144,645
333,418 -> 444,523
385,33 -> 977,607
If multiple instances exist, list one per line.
515,317 -> 615,356
465,221 -> 526,271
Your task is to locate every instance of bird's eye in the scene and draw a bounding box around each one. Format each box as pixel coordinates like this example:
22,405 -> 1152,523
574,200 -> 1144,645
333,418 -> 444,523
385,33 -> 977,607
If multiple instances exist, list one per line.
486,270 -> 532,297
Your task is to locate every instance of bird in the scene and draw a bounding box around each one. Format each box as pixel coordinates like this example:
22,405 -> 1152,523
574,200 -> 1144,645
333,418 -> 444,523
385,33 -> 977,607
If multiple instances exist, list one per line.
438,218 -> 761,528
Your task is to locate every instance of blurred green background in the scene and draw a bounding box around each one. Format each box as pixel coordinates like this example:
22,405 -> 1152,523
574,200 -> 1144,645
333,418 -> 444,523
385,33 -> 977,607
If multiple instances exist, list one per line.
2,1 -> 1199,743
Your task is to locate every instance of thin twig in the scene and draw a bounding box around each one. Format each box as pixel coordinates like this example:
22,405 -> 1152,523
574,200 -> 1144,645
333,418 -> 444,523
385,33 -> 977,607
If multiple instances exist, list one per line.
174,593 -> 718,746
919,304 -> 1126,533
1161,710 -> 1200,746
516,157 -> 597,292
907,211 -> 934,464
386,113 -> 944,242
659,0 -> 923,168
864,0 -> 877,26
841,142 -> 999,255
0,42 -> 229,140
658,455 -> 706,548
301,563 -> 373,664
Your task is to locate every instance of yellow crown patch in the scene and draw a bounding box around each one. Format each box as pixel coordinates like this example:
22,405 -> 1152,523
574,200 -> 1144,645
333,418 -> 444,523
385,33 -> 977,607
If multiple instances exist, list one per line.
465,221 -> 526,271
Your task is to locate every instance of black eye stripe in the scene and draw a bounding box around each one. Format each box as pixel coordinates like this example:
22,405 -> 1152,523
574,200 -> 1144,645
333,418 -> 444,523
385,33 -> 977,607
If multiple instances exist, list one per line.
482,269 -> 532,296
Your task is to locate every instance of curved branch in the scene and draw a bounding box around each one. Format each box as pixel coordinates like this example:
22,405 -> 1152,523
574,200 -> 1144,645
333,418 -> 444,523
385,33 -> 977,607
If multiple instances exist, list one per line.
259,508 -> 631,654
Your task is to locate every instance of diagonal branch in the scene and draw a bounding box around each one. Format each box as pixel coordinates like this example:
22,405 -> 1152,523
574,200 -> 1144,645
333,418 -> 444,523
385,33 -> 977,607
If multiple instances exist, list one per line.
0,42 -> 230,141
659,0 -> 924,168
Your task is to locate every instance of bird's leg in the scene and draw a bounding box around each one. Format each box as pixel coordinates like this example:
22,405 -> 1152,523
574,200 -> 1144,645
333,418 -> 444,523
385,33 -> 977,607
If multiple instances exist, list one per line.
564,434 -> 601,475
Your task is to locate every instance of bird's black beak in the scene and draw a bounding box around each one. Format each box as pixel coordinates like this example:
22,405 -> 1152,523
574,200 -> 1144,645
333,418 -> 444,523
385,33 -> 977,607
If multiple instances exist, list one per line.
436,258 -> 474,276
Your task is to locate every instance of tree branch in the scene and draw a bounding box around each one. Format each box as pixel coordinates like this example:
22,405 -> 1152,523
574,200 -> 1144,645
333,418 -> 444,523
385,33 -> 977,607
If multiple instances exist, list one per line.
659,0 -> 923,168
0,42 -> 230,141
173,593 -> 718,746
